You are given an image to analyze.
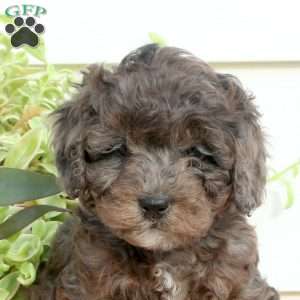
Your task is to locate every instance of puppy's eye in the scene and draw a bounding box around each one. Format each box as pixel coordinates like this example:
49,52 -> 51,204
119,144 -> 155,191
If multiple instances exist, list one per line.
84,144 -> 127,163
184,145 -> 217,166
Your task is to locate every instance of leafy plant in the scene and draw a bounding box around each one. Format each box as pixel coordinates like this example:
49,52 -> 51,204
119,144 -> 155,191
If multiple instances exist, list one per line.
148,32 -> 167,46
268,160 -> 300,209
0,16 -> 78,298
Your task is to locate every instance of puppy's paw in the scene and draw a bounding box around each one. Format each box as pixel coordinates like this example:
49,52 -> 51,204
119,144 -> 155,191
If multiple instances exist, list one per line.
151,266 -> 180,300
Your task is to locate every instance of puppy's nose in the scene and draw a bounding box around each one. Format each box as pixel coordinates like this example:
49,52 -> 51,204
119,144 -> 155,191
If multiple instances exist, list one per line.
138,195 -> 170,217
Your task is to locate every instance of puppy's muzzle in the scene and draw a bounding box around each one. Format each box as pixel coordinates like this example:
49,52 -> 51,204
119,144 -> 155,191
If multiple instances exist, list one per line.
138,195 -> 170,219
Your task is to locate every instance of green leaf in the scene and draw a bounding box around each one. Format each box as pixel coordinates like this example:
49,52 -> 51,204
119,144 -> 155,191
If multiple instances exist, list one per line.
0,168 -> 62,206
6,234 -> 41,262
0,288 -> 9,300
28,116 -> 46,130
39,163 -> 57,176
23,38 -> 46,63
0,205 -> 69,239
0,258 -> 10,277
17,262 -> 36,286
0,207 -> 10,223
37,195 -> 66,219
31,219 -> 46,240
11,288 -> 28,300
292,164 -> 299,177
42,87 -> 64,100
268,160 -> 300,182
4,128 -> 44,169
0,15 -> 12,24
0,272 -> 20,300
281,179 -> 295,209
0,34 -> 12,49
148,32 -> 167,46
42,221 -> 60,246
0,239 -> 10,254
32,220 -> 60,246
0,207 -> 20,224
14,52 -> 29,66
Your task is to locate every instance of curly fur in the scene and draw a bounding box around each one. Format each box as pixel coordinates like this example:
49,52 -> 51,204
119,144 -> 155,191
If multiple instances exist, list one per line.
29,44 -> 279,299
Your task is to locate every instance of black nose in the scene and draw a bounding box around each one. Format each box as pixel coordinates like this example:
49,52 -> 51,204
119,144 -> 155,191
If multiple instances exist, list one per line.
138,195 -> 170,217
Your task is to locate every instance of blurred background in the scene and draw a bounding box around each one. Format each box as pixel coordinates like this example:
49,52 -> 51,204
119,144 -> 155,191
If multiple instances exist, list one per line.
0,0 -> 299,298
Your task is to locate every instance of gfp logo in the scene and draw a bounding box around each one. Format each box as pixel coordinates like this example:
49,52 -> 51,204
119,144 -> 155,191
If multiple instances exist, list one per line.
5,4 -> 47,17
4,5 -> 46,48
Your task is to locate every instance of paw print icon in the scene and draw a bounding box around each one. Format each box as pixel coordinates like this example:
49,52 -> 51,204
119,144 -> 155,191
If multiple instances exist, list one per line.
5,16 -> 45,47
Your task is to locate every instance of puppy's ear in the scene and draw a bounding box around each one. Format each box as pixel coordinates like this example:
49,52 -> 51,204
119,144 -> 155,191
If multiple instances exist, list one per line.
50,65 -> 110,200
51,99 -> 86,199
218,74 -> 267,215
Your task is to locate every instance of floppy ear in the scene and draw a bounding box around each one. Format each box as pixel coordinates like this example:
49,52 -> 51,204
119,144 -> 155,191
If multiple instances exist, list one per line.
51,98 -> 86,199
50,65 -> 110,201
218,74 -> 267,215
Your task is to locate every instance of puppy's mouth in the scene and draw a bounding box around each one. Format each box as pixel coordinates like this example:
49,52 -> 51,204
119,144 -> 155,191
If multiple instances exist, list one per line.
149,221 -> 161,229
141,208 -> 169,228
95,191 -> 208,251
122,227 -> 174,251
119,217 -> 171,250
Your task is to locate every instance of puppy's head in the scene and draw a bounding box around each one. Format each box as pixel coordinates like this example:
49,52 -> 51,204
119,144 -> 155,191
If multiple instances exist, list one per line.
52,44 -> 266,251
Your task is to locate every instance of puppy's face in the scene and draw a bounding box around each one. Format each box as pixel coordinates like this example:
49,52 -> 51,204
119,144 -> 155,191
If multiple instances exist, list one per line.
84,108 -> 233,251
53,45 -> 266,251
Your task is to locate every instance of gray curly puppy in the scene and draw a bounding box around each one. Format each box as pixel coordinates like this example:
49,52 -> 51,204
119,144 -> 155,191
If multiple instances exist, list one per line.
30,44 -> 279,300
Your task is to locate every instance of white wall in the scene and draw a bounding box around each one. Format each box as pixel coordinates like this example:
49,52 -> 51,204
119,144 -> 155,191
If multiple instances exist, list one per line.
1,0 -> 300,292
213,63 -> 300,170
1,0 -> 300,63
213,62 -> 300,291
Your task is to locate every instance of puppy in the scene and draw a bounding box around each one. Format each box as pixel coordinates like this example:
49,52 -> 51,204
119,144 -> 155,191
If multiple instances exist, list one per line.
30,44 -> 279,300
